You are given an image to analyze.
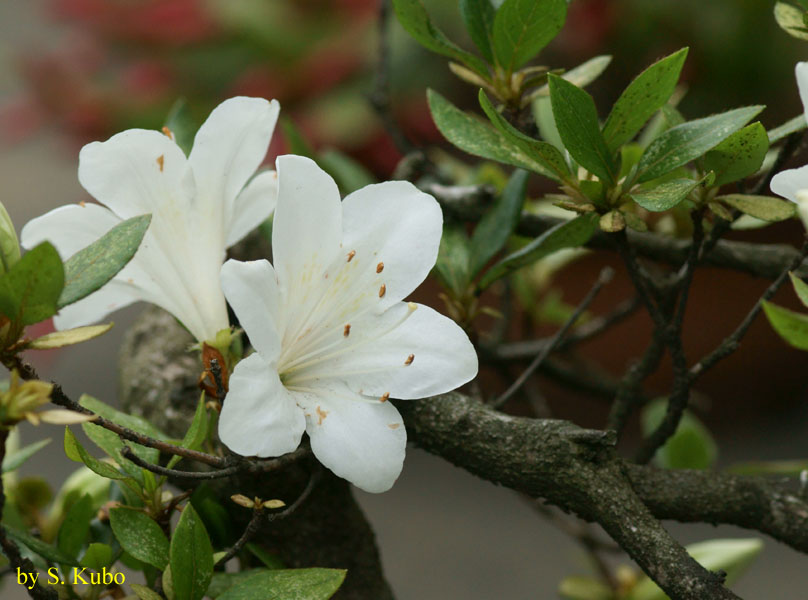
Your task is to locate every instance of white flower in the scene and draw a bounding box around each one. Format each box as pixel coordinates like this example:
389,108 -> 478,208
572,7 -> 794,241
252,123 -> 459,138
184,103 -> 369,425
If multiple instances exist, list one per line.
771,62 -> 808,229
21,97 -> 280,343
219,155 -> 478,493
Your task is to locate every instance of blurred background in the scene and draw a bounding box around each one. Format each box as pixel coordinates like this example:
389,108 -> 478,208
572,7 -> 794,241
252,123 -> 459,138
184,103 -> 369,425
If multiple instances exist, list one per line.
1,0 -> 808,597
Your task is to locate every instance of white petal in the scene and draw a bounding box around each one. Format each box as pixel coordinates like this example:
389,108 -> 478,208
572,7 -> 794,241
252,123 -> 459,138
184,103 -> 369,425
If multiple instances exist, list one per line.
771,165 -> 808,202
219,353 -> 305,457
797,62 -> 808,125
272,155 -> 342,291
300,388 -> 406,493
226,170 -> 278,247
78,129 -> 194,220
341,181 -> 442,309
287,302 -> 478,400
189,97 -> 279,218
20,203 -> 122,256
53,280 -> 140,330
220,259 -> 281,361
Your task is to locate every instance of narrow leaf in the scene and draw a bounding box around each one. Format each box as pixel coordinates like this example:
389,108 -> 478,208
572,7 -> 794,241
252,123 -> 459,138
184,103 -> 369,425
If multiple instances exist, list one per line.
0,201 -> 20,274
530,55 -> 613,99
716,194 -> 795,222
630,178 -> 699,212
164,98 -> 198,157
27,324 -> 113,349
460,0 -> 496,63
170,503 -> 214,600
2,438 -> 51,473
80,543 -> 115,570
0,242 -> 64,325
768,114 -> 806,144
110,507 -> 170,569
217,569 -> 347,600
59,214 -> 151,308
433,227 -> 472,298
789,272 -> 808,308
63,428 -> 127,481
167,394 -> 209,470
6,526 -> 79,566
641,398 -> 717,470
492,0 -> 567,72
317,149 -> 376,195
57,493 -> 94,559
763,301 -> 808,350
774,2 -> 808,40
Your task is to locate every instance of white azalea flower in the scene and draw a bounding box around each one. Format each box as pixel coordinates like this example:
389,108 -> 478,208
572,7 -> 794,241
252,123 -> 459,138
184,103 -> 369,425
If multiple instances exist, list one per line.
21,97 -> 280,343
219,155 -> 478,493
771,62 -> 808,229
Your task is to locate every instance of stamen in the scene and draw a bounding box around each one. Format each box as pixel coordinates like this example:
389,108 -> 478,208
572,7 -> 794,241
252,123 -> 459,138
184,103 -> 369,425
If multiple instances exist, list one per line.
388,423 -> 401,429
343,324 -> 351,337
347,250 -> 356,262
156,155 -> 165,172
79,200 -> 87,208
380,392 -> 390,402
404,354 -> 414,365
161,126 -> 174,140
379,284 -> 386,298
376,262 -> 384,273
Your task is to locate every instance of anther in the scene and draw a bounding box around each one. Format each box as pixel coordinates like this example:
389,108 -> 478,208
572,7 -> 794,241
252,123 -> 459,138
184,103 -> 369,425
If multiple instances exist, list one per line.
161,126 -> 174,140
343,324 -> 351,337
376,262 -> 384,273
156,155 -> 165,172
379,284 -> 386,298
380,392 -> 390,402
347,250 -> 356,262
404,354 -> 414,365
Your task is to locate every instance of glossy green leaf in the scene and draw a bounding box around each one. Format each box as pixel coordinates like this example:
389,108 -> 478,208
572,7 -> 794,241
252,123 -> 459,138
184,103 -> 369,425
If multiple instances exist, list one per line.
0,242 -> 64,325
2,438 -> 51,473
492,0 -> 567,72
774,2 -> 808,40
80,543 -> 115,570
217,569 -> 346,600
641,399 -> 717,470
460,0 -> 496,63
789,272 -> 808,308
110,507 -> 170,570
433,226 -> 471,297
63,428 -> 127,481
768,114 -> 806,144
548,74 -> 617,184
167,394 -> 209,470
392,0 -> 489,77
636,106 -> 763,183
0,201 -> 20,274
479,90 -> 571,180
6,526 -> 79,566
164,98 -> 197,157
170,503 -> 214,600
763,301 -> 808,350
704,123 -> 768,186
317,149 -> 376,195
716,194 -> 795,222
469,169 -> 528,276
630,178 -> 699,212
602,48 -> 688,152
59,214 -> 151,308
478,213 -> 598,291
57,493 -> 94,559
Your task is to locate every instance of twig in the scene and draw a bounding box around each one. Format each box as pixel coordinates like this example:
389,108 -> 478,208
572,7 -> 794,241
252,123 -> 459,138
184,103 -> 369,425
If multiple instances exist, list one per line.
214,469 -> 320,568
491,268 -> 613,409
606,336 -> 665,435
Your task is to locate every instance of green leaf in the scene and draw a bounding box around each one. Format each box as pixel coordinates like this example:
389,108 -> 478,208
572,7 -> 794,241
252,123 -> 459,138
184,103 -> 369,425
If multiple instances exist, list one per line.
27,324 -> 113,350
170,503 -> 213,600
492,0 -> 567,72
190,485 -> 233,549
82,420 -> 149,485
599,210 -> 625,232
763,301 -> 808,350
548,74 -> 617,184
2,438 -> 51,473
478,213 -> 598,291
110,507 -> 170,570
246,544 -> 285,569
131,583 -> 164,600
641,398 -> 717,470
460,0 -> 496,63
630,178 -> 699,212
217,568 -> 346,600
602,48 -> 688,152
6,526 -> 79,566
636,106 -> 764,183
427,89 -> 559,179
728,458 -> 808,476
164,98 -> 198,157
80,542 -> 114,570
392,0 -> 489,77
0,201 -> 20,274
530,55 -> 613,100
469,169 -> 528,276
768,114 -> 806,144
167,394 -> 209,470
704,123 -> 769,186
63,428 -> 127,481
478,90 -> 571,181
79,395 -> 170,442
57,493 -> 94,559
281,117 -> 315,158
0,242 -> 64,325
317,149 -> 376,195
716,194 -> 795,222
59,214 -> 151,308
774,2 -> 808,40
789,272 -> 808,308
433,227 -> 471,297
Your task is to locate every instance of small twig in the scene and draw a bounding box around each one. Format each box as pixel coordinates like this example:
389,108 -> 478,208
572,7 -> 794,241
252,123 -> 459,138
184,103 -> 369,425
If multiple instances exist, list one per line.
606,336 -> 665,435
491,268 -> 613,409
214,469 -> 320,568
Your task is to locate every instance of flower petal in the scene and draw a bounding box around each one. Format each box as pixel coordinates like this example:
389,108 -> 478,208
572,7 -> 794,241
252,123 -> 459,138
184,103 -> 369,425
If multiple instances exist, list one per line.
341,181 -> 442,309
226,169 -> 278,247
286,302 -> 478,400
78,129 -> 194,220
771,165 -> 808,203
219,353 -> 305,457
20,203 -> 122,257
220,259 -> 282,362
797,62 -> 808,124
300,388 -> 406,493
272,155 -> 342,291
189,97 -> 279,219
